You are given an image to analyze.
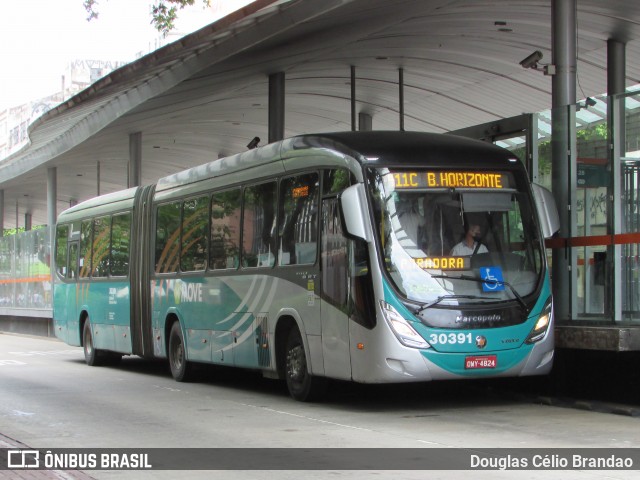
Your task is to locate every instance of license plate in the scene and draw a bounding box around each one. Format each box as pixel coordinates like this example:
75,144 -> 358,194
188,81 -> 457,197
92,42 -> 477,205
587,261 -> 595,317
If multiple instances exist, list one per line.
465,355 -> 497,369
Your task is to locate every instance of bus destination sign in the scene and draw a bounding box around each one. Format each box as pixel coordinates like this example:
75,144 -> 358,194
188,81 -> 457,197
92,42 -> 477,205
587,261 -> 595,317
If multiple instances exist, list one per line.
414,256 -> 470,270
392,171 -> 508,189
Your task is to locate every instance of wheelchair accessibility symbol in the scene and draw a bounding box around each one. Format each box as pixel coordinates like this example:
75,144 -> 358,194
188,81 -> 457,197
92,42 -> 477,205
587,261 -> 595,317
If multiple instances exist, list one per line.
480,267 -> 504,292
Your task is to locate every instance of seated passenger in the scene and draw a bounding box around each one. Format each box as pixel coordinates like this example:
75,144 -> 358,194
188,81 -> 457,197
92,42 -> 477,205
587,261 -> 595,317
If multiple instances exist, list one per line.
450,222 -> 488,256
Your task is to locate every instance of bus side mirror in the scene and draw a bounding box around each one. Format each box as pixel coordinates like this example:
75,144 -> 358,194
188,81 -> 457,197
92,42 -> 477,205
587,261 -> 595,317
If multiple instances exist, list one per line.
340,184 -> 372,242
532,183 -> 560,239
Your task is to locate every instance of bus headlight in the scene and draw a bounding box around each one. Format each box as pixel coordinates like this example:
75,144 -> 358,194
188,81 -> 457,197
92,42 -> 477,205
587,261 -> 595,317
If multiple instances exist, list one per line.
380,301 -> 430,349
525,299 -> 553,344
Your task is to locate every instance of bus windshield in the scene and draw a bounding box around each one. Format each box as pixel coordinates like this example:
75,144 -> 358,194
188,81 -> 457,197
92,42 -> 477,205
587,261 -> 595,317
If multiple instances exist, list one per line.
367,168 -> 544,307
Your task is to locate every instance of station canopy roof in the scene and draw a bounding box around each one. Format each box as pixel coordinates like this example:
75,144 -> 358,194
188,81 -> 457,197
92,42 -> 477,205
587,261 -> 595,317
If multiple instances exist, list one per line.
2,0 -> 640,228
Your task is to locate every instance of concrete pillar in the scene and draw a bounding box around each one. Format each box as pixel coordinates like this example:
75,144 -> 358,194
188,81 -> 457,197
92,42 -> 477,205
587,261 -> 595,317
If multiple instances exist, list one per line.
128,132 -> 142,188
24,213 -> 32,231
268,72 -> 285,143
550,0 -> 577,321
47,167 -> 57,228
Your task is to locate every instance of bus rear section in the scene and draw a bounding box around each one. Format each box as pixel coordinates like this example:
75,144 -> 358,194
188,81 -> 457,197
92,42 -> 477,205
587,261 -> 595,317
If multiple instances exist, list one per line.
53,188 -> 140,365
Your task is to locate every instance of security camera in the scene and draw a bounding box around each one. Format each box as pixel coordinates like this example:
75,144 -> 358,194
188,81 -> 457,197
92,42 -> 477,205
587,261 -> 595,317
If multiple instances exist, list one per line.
520,50 -> 543,69
246,136 -> 260,149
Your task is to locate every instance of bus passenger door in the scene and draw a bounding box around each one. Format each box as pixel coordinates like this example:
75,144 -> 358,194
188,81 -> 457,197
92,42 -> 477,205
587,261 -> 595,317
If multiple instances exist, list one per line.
320,197 -> 352,380
65,242 -> 80,343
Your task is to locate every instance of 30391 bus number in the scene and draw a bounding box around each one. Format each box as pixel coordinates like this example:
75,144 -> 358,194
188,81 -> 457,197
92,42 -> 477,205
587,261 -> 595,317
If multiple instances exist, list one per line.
428,333 -> 472,345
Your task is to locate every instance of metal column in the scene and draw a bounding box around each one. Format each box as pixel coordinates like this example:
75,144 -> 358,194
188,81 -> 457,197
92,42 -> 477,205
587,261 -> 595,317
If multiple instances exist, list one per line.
607,39 -> 626,321
359,113 -> 372,131
399,68 -> 405,132
526,114 -> 540,184
268,72 -> 285,143
351,66 -> 356,132
550,0 -> 577,321
47,167 -> 57,229
128,132 -> 142,188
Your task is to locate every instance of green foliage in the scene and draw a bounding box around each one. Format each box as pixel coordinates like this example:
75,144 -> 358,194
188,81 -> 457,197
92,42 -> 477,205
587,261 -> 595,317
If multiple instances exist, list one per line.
83,0 -> 211,36
3,225 -> 46,237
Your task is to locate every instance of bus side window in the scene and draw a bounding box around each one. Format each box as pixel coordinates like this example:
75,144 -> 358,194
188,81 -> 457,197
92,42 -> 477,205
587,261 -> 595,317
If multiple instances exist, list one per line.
79,219 -> 92,278
111,212 -> 131,276
210,189 -> 241,270
181,196 -> 209,272
92,215 -> 110,277
68,243 -> 78,280
323,168 -> 355,195
278,173 -> 319,266
155,202 -> 181,273
55,224 -> 69,277
242,181 -> 277,268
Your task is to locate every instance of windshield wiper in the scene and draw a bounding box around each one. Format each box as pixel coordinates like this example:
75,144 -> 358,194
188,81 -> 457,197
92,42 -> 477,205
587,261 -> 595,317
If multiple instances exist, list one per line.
416,294 -> 485,314
431,274 -> 529,312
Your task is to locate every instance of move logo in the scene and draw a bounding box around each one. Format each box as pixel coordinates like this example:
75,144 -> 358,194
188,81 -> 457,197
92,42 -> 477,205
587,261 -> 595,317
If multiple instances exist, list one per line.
172,279 -> 203,304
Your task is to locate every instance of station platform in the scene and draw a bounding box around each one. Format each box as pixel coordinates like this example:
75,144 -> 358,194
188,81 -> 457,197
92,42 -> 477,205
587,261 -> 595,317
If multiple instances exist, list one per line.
555,322 -> 640,351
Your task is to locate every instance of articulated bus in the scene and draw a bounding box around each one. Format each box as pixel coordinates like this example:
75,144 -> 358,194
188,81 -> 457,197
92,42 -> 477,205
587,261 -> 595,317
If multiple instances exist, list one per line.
53,131 -> 559,401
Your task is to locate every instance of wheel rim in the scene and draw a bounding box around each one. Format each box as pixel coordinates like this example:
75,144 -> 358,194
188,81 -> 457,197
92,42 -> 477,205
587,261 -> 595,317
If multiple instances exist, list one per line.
84,326 -> 93,358
171,335 -> 184,372
286,344 -> 306,385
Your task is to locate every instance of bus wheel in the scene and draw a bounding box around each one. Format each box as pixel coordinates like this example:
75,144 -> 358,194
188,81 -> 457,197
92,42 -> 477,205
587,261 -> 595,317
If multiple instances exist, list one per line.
83,319 -> 104,366
168,322 -> 194,382
285,328 -> 326,402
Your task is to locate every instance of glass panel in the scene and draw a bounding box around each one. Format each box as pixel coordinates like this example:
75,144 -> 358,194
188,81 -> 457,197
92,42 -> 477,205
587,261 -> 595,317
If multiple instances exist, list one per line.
155,202 -> 181,273
367,168 -> 544,306
321,197 -> 348,309
68,243 -> 78,280
0,236 -> 13,307
79,219 -> 92,278
111,213 -> 131,276
575,96 -> 609,317
92,215 -> 110,277
278,173 -> 319,266
210,189 -> 241,270
323,168 -> 353,195
495,134 -> 526,164
623,92 -> 640,319
242,182 -> 277,268
55,225 -> 69,277
181,196 -> 209,272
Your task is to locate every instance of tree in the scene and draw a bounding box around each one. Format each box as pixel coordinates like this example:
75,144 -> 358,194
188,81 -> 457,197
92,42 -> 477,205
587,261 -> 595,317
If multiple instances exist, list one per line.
83,0 -> 211,36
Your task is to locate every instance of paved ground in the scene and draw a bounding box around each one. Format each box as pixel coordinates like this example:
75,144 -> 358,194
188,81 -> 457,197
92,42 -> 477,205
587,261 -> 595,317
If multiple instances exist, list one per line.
1,332 -> 639,480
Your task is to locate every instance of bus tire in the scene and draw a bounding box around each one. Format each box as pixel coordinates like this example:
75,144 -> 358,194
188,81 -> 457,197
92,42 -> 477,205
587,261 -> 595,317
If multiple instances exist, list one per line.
168,321 -> 194,382
83,319 -> 105,366
285,327 -> 326,402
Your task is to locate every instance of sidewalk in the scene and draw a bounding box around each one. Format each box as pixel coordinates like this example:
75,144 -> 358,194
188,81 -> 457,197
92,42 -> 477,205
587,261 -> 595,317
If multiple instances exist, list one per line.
0,433 -> 94,479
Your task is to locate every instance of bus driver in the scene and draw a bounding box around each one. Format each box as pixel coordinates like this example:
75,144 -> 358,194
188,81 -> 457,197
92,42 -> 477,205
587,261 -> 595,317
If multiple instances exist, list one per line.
450,222 -> 488,256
